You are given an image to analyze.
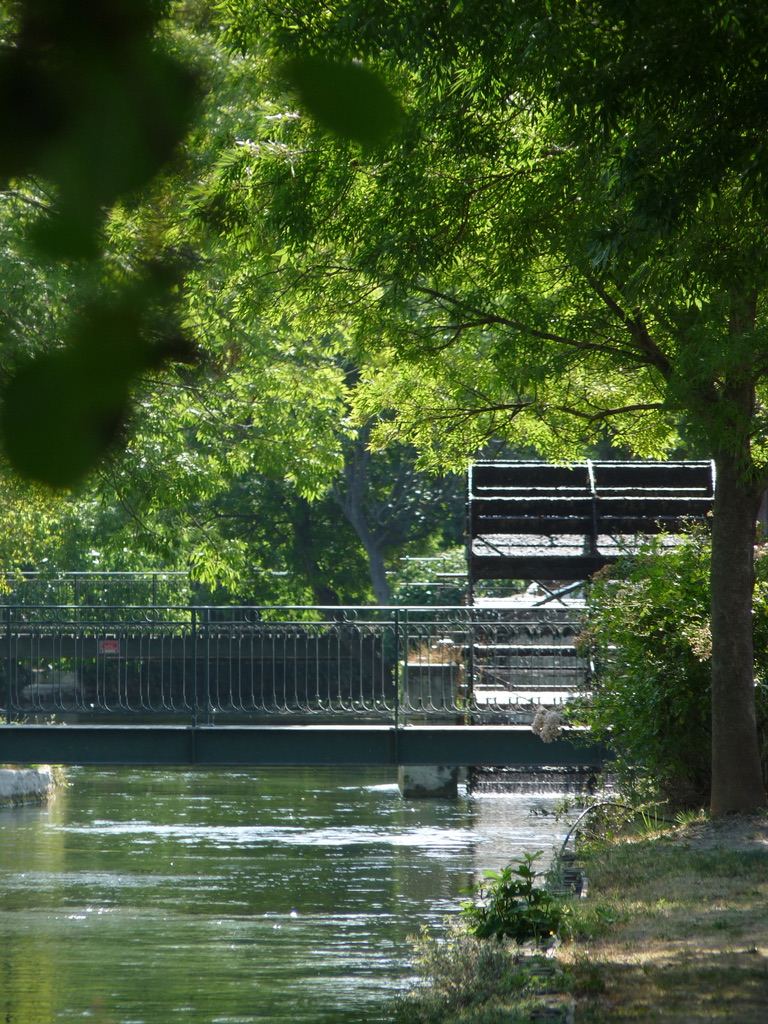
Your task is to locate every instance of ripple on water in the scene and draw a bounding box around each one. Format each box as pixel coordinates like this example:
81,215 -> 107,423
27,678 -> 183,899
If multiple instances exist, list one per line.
0,767 -> 572,1024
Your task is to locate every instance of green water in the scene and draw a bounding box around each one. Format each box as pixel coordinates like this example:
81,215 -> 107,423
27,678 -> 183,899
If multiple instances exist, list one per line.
0,768 -> 569,1024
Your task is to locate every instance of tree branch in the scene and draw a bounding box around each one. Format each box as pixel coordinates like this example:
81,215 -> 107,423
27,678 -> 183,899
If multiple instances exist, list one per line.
585,274 -> 673,378
410,283 -> 662,366
550,401 -> 666,423
0,189 -> 53,213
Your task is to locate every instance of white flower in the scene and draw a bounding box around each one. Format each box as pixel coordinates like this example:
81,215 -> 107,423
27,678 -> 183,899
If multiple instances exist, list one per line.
532,709 -> 561,743
531,708 -> 547,735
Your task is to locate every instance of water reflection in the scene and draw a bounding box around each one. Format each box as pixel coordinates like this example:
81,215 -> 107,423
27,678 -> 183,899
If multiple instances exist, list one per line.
0,768 -> 570,1024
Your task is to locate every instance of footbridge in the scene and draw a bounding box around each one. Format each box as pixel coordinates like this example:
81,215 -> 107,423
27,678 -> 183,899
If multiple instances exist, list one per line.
0,601 -> 603,773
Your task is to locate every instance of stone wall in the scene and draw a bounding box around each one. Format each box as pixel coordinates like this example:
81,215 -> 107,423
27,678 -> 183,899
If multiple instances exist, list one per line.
0,767 -> 55,806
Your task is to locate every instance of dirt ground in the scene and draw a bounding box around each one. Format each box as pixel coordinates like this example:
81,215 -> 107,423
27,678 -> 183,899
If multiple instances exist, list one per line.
562,813 -> 768,1023
666,812 -> 768,854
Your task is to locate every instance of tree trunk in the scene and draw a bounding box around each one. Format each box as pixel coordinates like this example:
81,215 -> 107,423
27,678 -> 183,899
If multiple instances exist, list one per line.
344,505 -> 391,605
709,446 -> 767,815
332,426 -> 392,605
364,539 -> 391,606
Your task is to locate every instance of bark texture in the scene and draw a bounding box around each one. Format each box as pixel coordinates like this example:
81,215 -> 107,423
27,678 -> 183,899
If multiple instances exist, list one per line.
709,447 -> 767,815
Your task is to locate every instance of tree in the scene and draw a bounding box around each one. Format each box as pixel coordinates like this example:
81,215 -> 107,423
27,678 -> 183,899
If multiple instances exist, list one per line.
75,384 -> 464,605
57,15 -> 463,604
0,3 -> 461,603
199,1 -> 768,813
0,1 -> 466,606
332,422 -> 464,603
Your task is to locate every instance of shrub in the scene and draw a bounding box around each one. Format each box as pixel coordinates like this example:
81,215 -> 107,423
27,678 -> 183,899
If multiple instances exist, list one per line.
571,529 -> 768,806
459,852 -> 566,945
394,919 -> 566,1024
396,923 -> 523,1019
394,854 -> 571,1024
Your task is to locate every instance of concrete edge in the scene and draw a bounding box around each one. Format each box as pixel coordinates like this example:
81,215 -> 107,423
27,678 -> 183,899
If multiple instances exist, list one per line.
0,766 -> 56,807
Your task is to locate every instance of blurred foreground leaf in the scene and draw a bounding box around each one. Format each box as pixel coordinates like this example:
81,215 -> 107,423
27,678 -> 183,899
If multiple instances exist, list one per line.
283,56 -> 402,145
0,281 -> 196,488
0,0 -> 198,258
1,346 -> 130,489
0,0 -> 200,483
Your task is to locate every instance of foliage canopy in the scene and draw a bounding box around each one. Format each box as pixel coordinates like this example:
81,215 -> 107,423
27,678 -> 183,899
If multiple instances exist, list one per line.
2,1 -> 768,809
200,0 -> 768,812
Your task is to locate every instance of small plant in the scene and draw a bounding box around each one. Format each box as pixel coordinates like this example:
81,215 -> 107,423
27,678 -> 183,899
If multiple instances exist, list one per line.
460,852 -> 567,945
637,805 -> 671,836
674,807 -> 709,828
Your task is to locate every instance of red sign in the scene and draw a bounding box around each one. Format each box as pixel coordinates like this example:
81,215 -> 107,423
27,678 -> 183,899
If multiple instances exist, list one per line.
99,639 -> 120,655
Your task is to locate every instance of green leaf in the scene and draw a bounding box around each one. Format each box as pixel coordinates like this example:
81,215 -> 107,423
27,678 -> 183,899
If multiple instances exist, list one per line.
282,56 -> 403,145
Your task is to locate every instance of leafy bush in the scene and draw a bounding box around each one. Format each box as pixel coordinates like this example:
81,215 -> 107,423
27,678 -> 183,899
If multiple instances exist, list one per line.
459,852 -> 566,945
395,922 -> 523,1023
394,853 -> 571,1023
394,920 -> 567,1024
571,529 -> 768,806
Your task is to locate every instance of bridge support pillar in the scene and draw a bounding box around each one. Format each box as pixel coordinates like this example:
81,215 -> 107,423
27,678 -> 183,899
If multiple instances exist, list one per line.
397,764 -> 460,799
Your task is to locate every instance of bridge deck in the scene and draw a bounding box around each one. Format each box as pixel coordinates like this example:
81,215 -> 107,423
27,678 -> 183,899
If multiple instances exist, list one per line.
0,603 -> 599,767
0,723 -> 604,768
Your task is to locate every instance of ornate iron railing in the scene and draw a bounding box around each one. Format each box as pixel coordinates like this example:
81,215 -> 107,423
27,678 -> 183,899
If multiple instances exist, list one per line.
0,604 -> 589,723
1,572 -> 194,607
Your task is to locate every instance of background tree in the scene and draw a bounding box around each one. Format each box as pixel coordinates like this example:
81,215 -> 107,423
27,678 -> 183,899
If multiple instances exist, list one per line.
332,422 -> 464,604
198,0 -> 768,813
71,378 -> 464,605
0,2 -> 464,605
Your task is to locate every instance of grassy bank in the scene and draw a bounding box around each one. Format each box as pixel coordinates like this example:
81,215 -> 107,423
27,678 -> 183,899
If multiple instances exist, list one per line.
564,813 -> 768,1022
395,812 -> 768,1024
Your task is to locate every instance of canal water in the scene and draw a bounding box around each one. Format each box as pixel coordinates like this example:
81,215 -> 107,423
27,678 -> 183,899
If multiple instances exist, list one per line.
0,767 -> 572,1024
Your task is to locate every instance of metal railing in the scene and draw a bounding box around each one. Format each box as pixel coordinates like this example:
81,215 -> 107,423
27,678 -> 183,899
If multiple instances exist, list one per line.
0,604 -> 589,723
1,572 -> 195,608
